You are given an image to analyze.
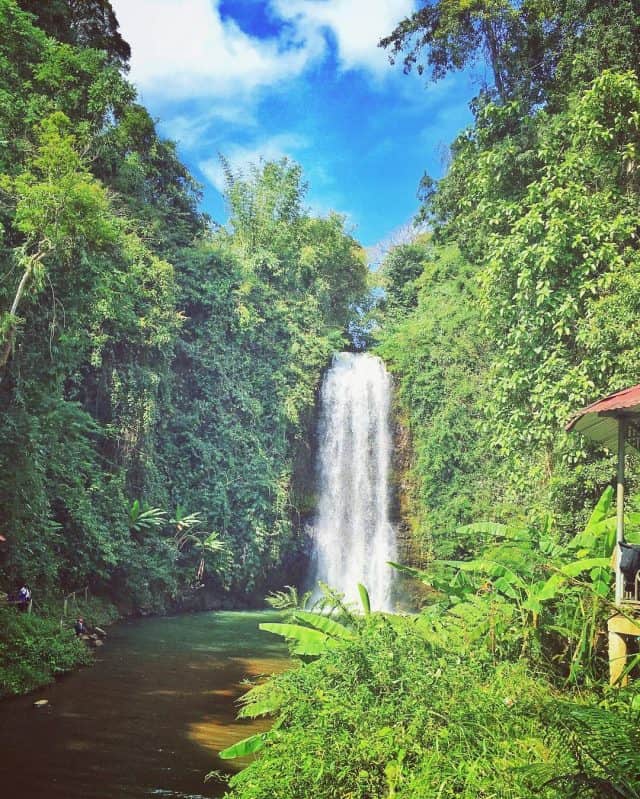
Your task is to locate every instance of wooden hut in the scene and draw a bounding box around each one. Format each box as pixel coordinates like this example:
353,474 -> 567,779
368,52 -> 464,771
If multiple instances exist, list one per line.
567,384 -> 640,685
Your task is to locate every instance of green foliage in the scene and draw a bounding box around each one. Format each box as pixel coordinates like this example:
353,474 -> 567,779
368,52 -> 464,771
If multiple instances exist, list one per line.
475,72 -> 640,467
376,240 -> 500,559
380,1 -> 640,110
0,606 -> 91,697
526,701 -> 640,798
265,585 -> 313,611
425,68 -> 640,522
291,609 -> 356,640
159,162 -> 367,593
357,583 -> 371,616
17,0 -> 131,66
259,613 -> 353,657
0,0 -> 368,610
225,495 -> 640,797
377,0 -> 640,548
377,240 -> 425,314
395,489 -> 640,685
225,614 -> 575,799
220,732 -> 267,761
128,500 -> 167,534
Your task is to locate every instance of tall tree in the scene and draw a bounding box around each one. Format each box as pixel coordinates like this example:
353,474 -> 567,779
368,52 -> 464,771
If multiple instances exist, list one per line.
17,0 -> 130,66
381,1 -> 640,109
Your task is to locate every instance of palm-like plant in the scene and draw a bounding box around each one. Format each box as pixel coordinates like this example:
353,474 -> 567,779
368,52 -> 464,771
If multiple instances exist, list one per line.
526,700 -> 640,798
265,584 -> 313,611
392,489 -> 640,682
170,504 -> 203,546
128,499 -> 167,534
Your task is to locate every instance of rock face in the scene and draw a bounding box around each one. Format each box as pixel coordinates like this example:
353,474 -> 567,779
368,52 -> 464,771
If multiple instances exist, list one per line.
391,413 -> 421,564
389,402 -> 434,611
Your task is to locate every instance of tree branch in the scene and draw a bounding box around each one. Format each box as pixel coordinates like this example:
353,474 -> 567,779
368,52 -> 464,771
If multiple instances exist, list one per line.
0,243 -> 52,373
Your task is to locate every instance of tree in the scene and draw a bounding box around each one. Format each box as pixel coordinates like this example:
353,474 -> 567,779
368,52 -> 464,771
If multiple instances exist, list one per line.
17,0 -> 131,66
380,0 -> 546,104
381,1 -> 640,110
379,239 -> 428,315
0,112 -> 118,371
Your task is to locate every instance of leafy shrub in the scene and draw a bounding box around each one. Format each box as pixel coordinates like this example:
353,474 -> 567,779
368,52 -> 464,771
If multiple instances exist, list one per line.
226,614 -> 572,799
0,607 -> 91,697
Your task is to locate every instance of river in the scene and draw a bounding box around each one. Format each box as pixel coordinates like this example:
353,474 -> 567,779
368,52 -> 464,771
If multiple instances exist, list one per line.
0,611 -> 288,798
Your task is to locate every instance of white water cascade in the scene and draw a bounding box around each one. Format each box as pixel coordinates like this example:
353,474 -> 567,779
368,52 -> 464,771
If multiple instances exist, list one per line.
312,352 -> 396,612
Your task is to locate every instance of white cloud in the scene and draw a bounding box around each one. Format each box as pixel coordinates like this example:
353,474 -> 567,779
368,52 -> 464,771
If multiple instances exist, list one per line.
274,0 -> 414,73
199,133 -> 309,192
111,0 -> 416,99
111,0 -> 323,99
159,103 -> 257,148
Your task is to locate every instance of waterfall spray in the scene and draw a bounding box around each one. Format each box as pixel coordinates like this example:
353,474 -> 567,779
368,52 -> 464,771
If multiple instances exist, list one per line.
312,352 -> 396,611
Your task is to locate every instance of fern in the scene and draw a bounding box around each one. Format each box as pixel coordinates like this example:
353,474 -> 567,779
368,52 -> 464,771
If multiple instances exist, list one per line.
524,701 -> 640,799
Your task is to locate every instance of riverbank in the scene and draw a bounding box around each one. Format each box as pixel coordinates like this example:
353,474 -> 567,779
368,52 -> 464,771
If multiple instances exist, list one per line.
0,591 -> 272,699
0,596 -> 120,699
0,611 -> 288,799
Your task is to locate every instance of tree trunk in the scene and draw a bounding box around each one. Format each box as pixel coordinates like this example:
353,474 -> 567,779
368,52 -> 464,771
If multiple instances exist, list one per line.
482,20 -> 507,102
0,246 -> 50,374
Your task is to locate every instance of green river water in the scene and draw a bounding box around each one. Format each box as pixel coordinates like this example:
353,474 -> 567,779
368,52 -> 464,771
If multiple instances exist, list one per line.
0,611 -> 288,798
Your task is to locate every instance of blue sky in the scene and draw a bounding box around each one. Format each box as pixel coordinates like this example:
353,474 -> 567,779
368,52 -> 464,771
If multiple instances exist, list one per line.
110,0 -> 477,250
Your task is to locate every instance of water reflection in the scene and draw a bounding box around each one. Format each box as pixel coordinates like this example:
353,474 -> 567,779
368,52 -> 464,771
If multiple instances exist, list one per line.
0,611 -> 288,798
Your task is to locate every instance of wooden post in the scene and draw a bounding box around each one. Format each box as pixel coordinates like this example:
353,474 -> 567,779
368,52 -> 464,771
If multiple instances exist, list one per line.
608,613 -> 640,686
609,630 -> 628,687
610,416 -> 628,685
615,416 -> 627,605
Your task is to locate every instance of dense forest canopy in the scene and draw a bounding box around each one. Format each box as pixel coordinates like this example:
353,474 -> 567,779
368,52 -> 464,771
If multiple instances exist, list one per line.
0,0 -> 638,628
1,1 -> 638,596
2,1 -> 640,797
0,0 -> 368,609
374,0 -> 640,559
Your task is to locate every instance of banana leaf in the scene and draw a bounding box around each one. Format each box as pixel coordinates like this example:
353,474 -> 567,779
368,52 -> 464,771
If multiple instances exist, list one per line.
292,610 -> 355,640
358,583 -> 371,616
219,733 -> 266,759
259,622 -> 336,656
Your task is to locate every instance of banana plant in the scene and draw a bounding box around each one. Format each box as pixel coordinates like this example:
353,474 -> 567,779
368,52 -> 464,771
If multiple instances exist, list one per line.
259,607 -> 356,657
391,489 -> 639,681
220,587 -> 371,762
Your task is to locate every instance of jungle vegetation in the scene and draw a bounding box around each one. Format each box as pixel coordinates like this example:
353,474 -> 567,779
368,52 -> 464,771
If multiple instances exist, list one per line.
2,2 -> 640,798
376,0 -> 640,558
0,0 -> 367,622
218,3 -> 640,798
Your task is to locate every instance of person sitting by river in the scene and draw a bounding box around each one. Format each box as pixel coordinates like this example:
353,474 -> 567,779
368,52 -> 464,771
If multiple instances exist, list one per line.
17,584 -> 31,612
74,617 -> 88,636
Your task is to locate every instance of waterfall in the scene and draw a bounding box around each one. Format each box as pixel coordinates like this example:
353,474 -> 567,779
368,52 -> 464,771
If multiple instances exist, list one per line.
311,352 -> 396,612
